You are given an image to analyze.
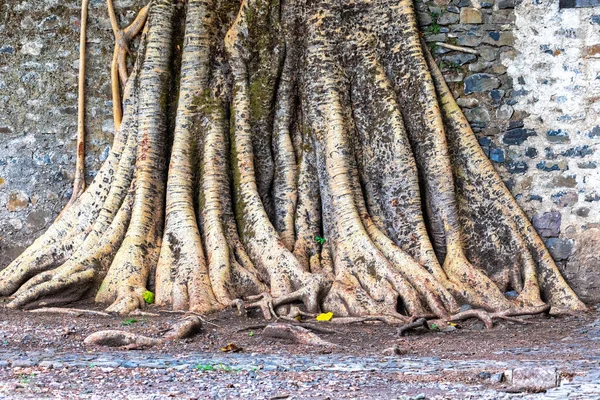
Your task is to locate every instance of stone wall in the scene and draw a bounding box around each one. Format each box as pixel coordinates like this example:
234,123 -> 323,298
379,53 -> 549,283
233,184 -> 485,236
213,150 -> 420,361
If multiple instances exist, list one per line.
1,0 -> 599,301
419,0 -> 600,301
0,0 -> 146,267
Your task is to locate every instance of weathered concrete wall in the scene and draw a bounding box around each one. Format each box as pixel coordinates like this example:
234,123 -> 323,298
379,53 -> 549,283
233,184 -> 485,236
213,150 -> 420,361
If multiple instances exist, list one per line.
1,0 -> 599,301
0,0 -> 145,267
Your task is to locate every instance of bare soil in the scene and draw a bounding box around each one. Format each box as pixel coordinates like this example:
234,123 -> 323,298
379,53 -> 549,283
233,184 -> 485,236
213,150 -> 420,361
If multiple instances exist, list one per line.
1,300 -> 599,399
0,300 -> 597,360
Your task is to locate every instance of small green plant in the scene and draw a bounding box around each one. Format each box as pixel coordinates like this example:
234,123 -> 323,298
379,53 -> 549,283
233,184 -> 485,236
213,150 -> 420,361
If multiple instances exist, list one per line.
89,363 -> 97,368
447,37 -> 459,46
315,236 -> 326,245
194,363 -> 239,372
429,323 -> 440,332
19,374 -> 34,384
425,12 -> 441,34
143,290 -> 155,304
121,318 -> 138,326
248,331 -> 255,337
427,42 -> 439,54
439,60 -> 462,73
426,23 -> 441,35
195,363 -> 216,371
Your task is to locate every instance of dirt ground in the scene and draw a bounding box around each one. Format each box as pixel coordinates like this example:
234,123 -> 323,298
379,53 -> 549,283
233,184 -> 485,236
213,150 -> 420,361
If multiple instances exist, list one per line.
1,300 -> 600,399
1,300 -> 597,360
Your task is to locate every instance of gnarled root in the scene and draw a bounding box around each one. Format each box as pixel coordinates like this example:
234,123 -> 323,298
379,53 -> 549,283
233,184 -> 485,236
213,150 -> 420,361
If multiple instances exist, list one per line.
262,323 -> 336,347
83,315 -> 202,348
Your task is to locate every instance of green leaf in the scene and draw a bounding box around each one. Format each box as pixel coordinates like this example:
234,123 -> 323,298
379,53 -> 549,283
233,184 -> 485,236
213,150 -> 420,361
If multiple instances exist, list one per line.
143,290 -> 155,304
315,236 -> 326,245
248,331 -> 254,337
121,318 -> 138,326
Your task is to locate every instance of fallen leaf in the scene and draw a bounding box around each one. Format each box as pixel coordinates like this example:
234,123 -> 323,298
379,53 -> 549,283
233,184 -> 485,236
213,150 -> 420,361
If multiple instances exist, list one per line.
316,312 -> 333,321
142,291 -> 154,304
221,343 -> 243,353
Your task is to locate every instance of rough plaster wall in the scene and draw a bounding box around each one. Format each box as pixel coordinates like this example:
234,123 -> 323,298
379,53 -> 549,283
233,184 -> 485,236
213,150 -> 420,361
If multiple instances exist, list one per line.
0,0 -> 146,267
503,0 -> 600,301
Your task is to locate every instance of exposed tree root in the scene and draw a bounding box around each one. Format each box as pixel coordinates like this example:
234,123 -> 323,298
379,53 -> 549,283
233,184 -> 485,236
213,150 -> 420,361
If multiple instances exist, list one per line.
1,0 -> 587,328
84,315 -> 202,348
262,323 -> 336,347
28,307 -> 110,317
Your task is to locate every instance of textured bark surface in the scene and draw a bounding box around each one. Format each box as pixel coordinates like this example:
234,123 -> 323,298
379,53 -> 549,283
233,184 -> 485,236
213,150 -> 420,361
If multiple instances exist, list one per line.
0,0 -> 587,324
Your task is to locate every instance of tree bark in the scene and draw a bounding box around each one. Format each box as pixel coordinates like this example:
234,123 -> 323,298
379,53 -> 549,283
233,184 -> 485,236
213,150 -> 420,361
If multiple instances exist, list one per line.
0,0 -> 587,322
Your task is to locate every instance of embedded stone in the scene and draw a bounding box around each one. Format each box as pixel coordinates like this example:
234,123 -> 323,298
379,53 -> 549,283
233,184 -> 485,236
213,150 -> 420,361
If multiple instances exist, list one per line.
502,127 -> 536,145
546,129 -> 570,143
464,107 -> 490,124
464,73 -> 500,94
7,191 -> 29,212
438,12 -> 459,25
458,32 -> 483,47
442,52 -> 476,65
468,61 -> 492,72
0,45 -> 14,54
460,8 -> 483,24
546,238 -> 575,261
507,367 -> 558,391
497,0 -> 517,8
525,147 -> 538,158
532,211 -> 561,237
552,175 -> 577,188
505,160 -> 528,174
561,146 -> 593,157
483,31 -> 514,47
578,161 -> 597,169
492,10 -> 515,24
575,207 -> 590,217
551,191 -> 578,207
565,229 -> 600,302
489,148 -> 505,163
26,209 -> 49,231
417,12 -> 433,25
478,47 -> 498,61
456,97 -> 479,108
496,105 -> 513,120
21,40 -> 44,56
536,161 -> 568,172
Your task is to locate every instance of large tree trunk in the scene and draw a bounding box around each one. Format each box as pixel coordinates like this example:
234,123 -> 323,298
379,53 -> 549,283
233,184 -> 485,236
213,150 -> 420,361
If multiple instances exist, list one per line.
0,0 -> 587,320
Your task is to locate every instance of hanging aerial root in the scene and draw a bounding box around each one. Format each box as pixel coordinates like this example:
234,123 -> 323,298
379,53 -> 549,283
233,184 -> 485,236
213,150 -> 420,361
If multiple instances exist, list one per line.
107,0 -> 149,130
83,315 -> 202,348
65,0 -> 90,207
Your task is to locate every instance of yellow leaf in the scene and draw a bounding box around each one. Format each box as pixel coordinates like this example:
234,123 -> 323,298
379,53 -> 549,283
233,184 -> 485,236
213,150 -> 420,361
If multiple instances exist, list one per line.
316,312 -> 333,321
221,343 -> 243,353
294,315 -> 301,321
448,322 -> 457,327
